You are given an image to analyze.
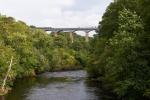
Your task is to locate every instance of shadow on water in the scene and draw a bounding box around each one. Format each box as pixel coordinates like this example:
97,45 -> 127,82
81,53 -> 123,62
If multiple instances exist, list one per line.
84,80 -> 118,100
0,70 -> 117,100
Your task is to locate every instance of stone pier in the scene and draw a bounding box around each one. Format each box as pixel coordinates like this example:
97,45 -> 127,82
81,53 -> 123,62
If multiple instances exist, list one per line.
69,32 -> 74,43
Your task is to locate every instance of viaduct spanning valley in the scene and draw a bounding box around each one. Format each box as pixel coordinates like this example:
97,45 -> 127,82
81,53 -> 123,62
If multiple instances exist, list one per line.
37,27 -> 98,43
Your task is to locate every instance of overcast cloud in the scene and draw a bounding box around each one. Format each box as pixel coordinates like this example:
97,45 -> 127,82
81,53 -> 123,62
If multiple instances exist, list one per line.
0,0 -> 112,36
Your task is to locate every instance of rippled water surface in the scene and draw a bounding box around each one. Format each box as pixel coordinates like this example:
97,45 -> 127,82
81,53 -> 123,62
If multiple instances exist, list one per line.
0,70 -> 115,100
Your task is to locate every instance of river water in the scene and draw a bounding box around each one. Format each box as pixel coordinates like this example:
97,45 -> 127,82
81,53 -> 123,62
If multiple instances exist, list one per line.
0,70 -> 115,100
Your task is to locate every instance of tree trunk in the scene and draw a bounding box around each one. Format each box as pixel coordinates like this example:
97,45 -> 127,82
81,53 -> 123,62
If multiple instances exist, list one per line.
1,56 -> 13,91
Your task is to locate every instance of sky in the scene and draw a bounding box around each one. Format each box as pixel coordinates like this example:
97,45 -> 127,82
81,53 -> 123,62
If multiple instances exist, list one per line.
0,0 -> 113,36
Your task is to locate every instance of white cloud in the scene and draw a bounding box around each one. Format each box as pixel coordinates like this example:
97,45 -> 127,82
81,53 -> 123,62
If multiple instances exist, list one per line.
0,0 -> 112,36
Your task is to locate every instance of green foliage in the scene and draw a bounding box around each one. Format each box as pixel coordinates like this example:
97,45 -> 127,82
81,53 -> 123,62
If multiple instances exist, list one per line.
87,0 -> 150,99
0,45 -> 18,86
98,0 -> 139,38
0,15 -> 89,88
49,48 -> 81,70
106,9 -> 150,99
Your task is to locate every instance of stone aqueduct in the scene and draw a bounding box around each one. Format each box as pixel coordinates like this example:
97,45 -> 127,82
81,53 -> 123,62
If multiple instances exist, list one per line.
37,27 -> 97,43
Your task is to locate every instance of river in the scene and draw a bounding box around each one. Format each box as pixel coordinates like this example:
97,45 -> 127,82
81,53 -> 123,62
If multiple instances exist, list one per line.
0,70 -> 116,100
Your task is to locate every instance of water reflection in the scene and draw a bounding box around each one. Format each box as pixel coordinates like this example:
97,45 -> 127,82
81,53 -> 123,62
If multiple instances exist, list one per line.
0,70 -> 116,100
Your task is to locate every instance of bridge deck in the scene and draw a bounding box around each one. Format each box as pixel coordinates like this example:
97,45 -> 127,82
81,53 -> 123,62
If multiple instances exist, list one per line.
37,27 -> 97,32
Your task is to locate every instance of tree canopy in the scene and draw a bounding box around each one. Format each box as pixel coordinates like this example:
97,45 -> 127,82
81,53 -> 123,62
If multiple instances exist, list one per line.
87,0 -> 150,99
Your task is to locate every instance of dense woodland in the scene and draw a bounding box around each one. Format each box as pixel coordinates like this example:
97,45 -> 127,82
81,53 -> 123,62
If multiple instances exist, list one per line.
0,0 -> 150,99
87,0 -> 150,99
0,15 -> 90,89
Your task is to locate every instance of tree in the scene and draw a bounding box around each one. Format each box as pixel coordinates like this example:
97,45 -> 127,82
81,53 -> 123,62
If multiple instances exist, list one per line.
87,0 -> 150,99
106,8 -> 150,99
